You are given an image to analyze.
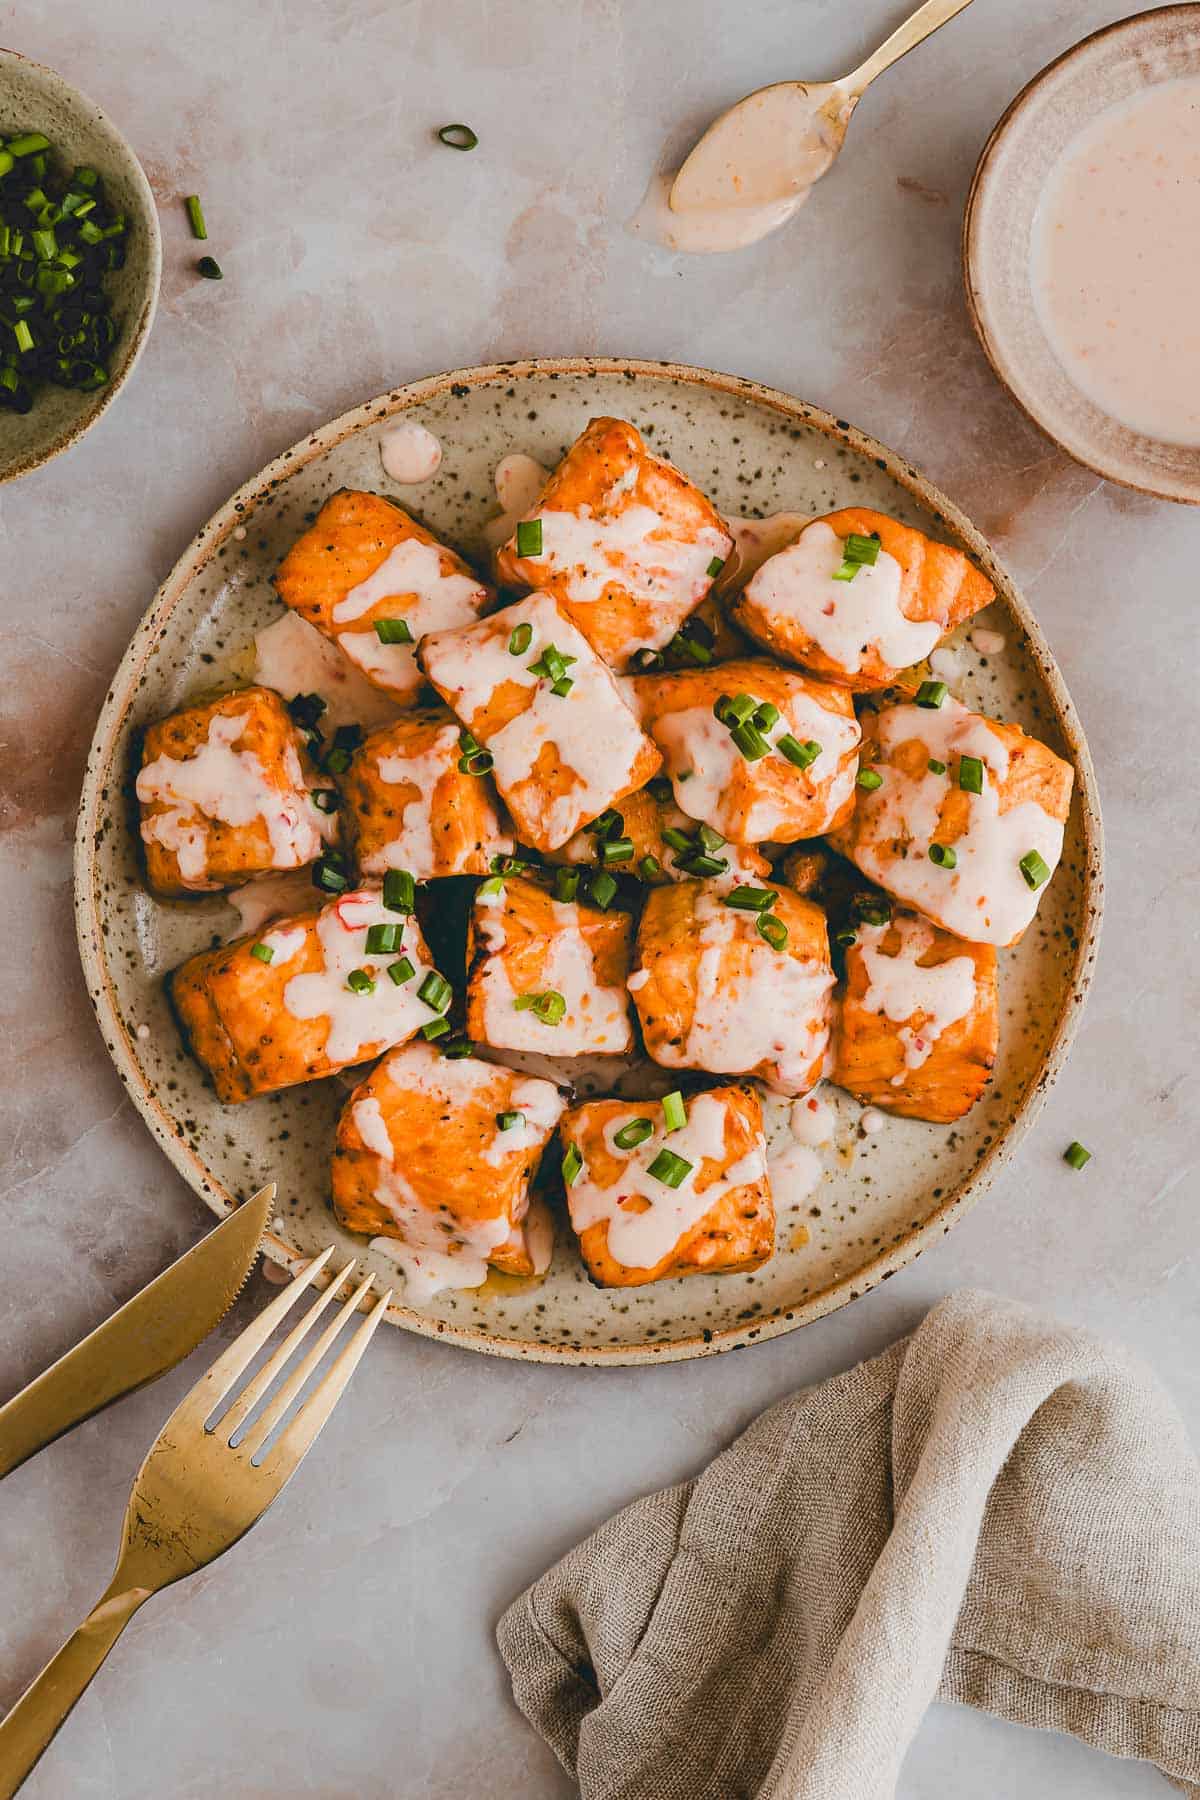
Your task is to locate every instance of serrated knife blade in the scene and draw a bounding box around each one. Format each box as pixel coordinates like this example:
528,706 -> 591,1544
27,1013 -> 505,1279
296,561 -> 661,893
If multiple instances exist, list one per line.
0,1183 -> 276,1479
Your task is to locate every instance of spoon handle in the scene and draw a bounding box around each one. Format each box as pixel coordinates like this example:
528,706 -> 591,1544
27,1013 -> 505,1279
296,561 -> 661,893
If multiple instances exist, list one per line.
844,0 -> 974,97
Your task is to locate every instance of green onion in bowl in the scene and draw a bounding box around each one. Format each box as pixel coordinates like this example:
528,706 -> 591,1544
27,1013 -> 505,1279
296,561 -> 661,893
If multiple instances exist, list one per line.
0,132 -> 128,415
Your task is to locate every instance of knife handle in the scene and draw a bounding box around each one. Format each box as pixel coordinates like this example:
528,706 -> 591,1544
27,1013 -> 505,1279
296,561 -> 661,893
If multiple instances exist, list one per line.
0,1582 -> 149,1797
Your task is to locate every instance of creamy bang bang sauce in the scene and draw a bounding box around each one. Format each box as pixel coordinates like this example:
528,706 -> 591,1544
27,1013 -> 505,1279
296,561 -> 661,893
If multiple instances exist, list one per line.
1032,76 -> 1200,444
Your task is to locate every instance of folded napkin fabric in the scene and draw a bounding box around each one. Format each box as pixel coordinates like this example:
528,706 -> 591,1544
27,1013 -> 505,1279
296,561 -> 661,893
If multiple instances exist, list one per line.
498,1290 -> 1200,1799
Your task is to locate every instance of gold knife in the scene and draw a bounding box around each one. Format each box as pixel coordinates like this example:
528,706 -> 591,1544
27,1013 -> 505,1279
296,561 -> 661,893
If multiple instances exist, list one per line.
0,1184 -> 276,1479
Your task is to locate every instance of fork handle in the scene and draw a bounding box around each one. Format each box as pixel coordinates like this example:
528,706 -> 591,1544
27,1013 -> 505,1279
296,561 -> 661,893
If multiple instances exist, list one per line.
0,1583 -> 149,1797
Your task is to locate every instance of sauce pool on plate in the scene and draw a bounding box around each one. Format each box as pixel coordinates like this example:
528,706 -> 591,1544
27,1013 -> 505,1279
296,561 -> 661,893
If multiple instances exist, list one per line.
1031,76 -> 1200,444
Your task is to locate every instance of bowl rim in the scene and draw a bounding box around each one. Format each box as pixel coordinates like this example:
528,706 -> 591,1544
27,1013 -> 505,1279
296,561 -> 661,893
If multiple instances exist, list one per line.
0,46 -> 161,483
962,3 -> 1200,506
73,355 -> 1105,1366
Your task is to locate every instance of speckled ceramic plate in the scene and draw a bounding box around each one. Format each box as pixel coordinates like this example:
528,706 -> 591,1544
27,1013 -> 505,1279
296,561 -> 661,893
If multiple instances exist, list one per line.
0,48 -> 160,482
73,358 -> 1102,1364
963,5 -> 1200,504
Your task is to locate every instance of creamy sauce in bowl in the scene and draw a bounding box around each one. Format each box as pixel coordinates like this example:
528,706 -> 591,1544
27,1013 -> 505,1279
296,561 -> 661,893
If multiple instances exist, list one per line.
1032,76 -> 1200,444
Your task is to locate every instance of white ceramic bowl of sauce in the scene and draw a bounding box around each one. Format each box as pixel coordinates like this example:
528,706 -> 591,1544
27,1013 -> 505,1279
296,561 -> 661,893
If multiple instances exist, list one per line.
964,5 -> 1200,504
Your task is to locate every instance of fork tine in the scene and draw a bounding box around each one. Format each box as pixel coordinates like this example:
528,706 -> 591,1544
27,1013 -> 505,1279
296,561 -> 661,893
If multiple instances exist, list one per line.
182,1244 -> 337,1422
219,1258 -> 359,1439
239,1271 -> 377,1460
263,1288 -> 393,1473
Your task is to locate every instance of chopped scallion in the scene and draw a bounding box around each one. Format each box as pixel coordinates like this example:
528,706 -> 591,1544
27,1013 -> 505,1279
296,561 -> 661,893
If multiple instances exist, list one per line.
661,1091 -> 687,1133
418,970 -> 453,1014
707,556 -> 725,578
730,720 -> 771,761
496,1110 -> 524,1131
420,1015 -> 451,1041
250,942 -> 274,964
613,1117 -> 654,1151
374,617 -> 413,644
757,912 -> 789,950
602,836 -> 634,864
714,692 -> 757,727
639,855 -> 661,879
856,768 -> 883,792
915,679 -> 948,708
1064,1140 -> 1091,1171
508,622 -> 532,656
515,518 -> 543,557
778,734 -> 821,770
752,701 -> 780,732
477,875 -> 505,899
1019,849 -> 1051,890
346,968 -> 375,995
312,854 -> 349,894
383,868 -> 416,913
561,1141 -> 585,1186
959,755 -> 984,794
927,842 -> 957,869
647,1148 -> 693,1189
724,885 -> 778,913
553,867 -> 580,903
7,132 -> 51,157
513,989 -> 567,1025
587,869 -> 618,910
388,957 -> 415,985
843,531 -> 881,565
927,758 -> 946,775
437,123 -> 479,151
184,194 -> 207,240
365,922 -> 401,955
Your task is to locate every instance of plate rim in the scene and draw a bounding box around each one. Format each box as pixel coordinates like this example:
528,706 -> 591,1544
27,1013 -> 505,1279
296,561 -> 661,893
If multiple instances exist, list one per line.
73,355 -> 1105,1365
962,3 -> 1200,506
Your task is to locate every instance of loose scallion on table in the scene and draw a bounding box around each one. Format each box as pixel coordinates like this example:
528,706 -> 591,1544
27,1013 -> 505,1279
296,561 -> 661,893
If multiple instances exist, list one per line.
0,133 -> 127,413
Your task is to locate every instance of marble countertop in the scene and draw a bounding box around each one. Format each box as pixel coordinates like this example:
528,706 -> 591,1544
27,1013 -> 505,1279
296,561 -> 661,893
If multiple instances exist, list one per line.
2,1 -> 1196,1794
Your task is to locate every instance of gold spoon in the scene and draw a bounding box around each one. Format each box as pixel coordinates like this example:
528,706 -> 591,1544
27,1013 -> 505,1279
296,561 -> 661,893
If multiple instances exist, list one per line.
669,0 -> 974,222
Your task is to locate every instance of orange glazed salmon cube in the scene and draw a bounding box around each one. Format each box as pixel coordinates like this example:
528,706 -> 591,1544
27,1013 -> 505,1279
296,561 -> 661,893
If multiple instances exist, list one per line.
136,686 -> 337,897
558,1084 -> 773,1287
731,507 -> 994,691
273,489 -> 494,703
827,690 -> 1074,947
332,1041 -> 564,1302
466,875 -> 634,1056
629,659 -> 860,846
831,910 -> 999,1123
630,881 -> 834,1096
170,888 -> 441,1103
494,417 -> 732,671
419,591 -> 661,853
340,705 -> 513,879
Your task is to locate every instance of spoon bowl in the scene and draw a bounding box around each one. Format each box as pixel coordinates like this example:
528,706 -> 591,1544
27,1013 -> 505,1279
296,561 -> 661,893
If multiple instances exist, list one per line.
668,0 -> 973,242
669,81 -> 855,215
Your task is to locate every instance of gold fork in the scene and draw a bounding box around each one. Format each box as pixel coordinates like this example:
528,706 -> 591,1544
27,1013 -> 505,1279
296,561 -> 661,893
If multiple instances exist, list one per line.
0,1247 -> 391,1797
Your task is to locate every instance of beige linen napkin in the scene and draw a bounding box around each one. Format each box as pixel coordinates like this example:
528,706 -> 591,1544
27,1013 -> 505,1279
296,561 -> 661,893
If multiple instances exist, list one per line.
498,1291 -> 1200,1798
